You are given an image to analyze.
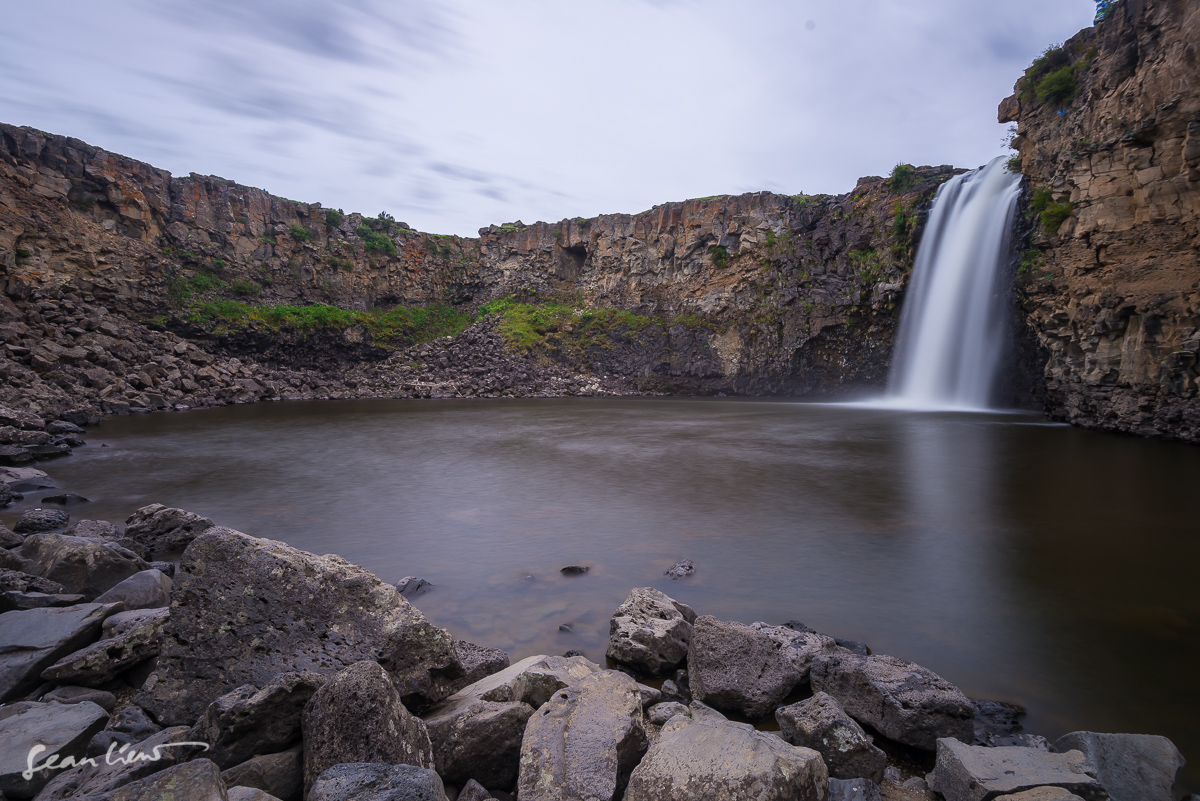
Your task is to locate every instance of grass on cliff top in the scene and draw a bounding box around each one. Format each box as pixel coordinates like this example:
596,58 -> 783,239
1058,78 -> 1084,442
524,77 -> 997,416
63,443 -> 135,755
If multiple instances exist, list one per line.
185,300 -> 473,345
479,297 -> 654,353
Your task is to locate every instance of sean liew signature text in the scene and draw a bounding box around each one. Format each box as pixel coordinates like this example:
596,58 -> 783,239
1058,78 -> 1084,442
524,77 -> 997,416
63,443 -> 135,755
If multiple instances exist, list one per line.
23,740 -> 210,780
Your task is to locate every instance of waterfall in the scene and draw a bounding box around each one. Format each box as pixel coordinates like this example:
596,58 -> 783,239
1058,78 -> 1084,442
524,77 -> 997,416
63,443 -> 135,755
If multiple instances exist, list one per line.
886,156 -> 1023,410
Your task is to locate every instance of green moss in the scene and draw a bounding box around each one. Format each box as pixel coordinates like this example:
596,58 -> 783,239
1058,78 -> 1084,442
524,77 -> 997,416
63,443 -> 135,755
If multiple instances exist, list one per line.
184,301 -> 472,345
479,296 -> 654,355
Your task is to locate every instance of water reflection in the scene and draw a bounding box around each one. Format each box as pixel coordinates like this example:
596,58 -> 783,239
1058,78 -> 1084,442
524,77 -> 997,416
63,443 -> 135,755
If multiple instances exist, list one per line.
5,398 -> 1196,791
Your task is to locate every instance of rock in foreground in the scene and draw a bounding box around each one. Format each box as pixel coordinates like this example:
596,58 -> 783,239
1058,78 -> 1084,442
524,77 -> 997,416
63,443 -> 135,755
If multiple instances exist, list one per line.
776,691 -> 887,782
606,587 -> 695,677
309,763 -> 447,801
137,527 -> 459,725
0,700 -> 109,798
1052,730 -> 1186,801
687,615 -> 802,718
0,602 -> 121,702
927,737 -> 1106,801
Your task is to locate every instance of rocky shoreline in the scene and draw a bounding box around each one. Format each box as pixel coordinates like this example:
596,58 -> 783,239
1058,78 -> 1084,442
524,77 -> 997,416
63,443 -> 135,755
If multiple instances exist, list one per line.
0,454 -> 1191,801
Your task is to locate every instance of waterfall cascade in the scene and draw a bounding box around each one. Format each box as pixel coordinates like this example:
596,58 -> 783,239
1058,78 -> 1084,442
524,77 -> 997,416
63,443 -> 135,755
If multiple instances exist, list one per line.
885,156 -> 1023,410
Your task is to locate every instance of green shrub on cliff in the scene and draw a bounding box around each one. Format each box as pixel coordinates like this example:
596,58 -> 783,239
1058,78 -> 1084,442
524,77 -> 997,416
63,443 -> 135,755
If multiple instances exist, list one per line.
1020,43 -> 1096,109
356,224 -> 397,255
184,300 -> 471,345
709,245 -> 729,268
887,163 -> 916,191
1029,187 -> 1074,232
325,208 -> 345,229
289,224 -> 313,242
480,296 -> 654,354
231,278 -> 263,296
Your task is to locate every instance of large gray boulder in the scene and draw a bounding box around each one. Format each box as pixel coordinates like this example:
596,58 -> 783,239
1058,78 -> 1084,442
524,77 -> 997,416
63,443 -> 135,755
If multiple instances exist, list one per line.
777,691 -> 887,782
687,615 -> 800,718
927,738 -> 1107,801
517,670 -> 647,801
220,746 -> 303,801
445,653 -> 602,708
0,590 -> 87,612
0,602 -> 122,702
13,508 -> 69,534
1052,731 -> 1186,801
123,503 -> 215,554
624,714 -> 828,801
108,757 -> 229,801
0,700 -> 108,798
423,693 -> 535,790
606,587 -> 695,676
308,763 -> 447,801
0,567 -> 65,594
302,661 -> 436,797
17,534 -> 150,598
752,622 -> 840,680
829,777 -> 882,801
137,528 -> 460,725
35,724 -> 194,800
428,639 -> 511,699
94,568 -> 172,609
40,604 -> 167,686
188,671 -> 325,769
811,652 -> 974,751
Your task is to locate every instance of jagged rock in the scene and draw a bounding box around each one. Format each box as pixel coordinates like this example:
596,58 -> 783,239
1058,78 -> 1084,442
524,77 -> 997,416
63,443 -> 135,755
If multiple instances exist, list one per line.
123,503 -> 215,554
13,508 -> 69,533
687,615 -> 801,718
65,519 -> 121,540
811,652 -> 974,751
40,492 -> 89,505
93,567 -> 172,609
38,725 -> 193,800
647,701 -> 690,725
0,545 -> 23,571
973,699 -> 1026,746
423,692 -> 535,790
663,559 -> 694,579
137,528 -> 459,725
0,444 -> 35,466
0,488 -> 24,509
187,671 -> 324,769
85,704 -> 162,757
0,700 -> 108,798
428,639 -> 511,699
150,559 -> 176,577
0,590 -> 86,612
776,691 -> 887,782
458,778 -> 496,801
107,757 -> 228,801
751,622 -> 840,681
994,789 -> 1086,800
1052,731 -> 1185,801
624,715 -> 828,801
447,653 -> 603,710
517,670 -> 647,801
302,661 -> 436,796
308,763 -> 448,801
0,602 -> 122,702
606,587 -> 694,676
0,522 -> 22,546
220,746 -> 303,801
0,466 -> 51,491
41,602 -> 166,686
17,533 -> 150,598
0,568 -> 65,594
228,787 -> 281,801
397,575 -> 434,596
101,605 -> 169,639
43,685 -> 116,710
926,738 -> 1107,801
829,777 -> 882,801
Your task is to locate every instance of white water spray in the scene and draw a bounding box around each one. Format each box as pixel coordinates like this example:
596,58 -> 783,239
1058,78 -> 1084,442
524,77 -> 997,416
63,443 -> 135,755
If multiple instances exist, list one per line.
886,156 -> 1022,410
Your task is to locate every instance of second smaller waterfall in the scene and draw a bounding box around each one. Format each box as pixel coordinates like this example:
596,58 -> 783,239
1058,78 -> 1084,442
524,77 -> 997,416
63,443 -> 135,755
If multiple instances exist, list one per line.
886,156 -> 1023,410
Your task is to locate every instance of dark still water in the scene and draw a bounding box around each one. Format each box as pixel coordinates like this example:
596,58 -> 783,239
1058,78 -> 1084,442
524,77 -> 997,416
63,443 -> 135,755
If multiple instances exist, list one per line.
7,398 -> 1198,788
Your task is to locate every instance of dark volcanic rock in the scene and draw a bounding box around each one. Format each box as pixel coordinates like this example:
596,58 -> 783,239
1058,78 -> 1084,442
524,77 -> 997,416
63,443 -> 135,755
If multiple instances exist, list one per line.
41,725 -> 194,801
93,567 -> 173,609
0,567 -> 65,594
560,565 -> 589,575
17,533 -> 150,598
397,575 -> 434,597
42,685 -> 117,711
302,661 -> 436,797
1052,730 -> 1186,801
13,507 -> 69,533
107,757 -> 229,801
663,559 -> 694,579
137,527 -> 459,726
828,777 -> 882,801
423,691 -> 535,790
0,602 -> 122,702
309,763 -> 448,801
40,492 -> 90,505
687,615 -> 802,719
0,522 -> 22,546
0,700 -> 109,798
429,639 -> 511,699
927,738 -> 1106,801
776,691 -> 887,782
123,503 -> 215,554
66,518 -> 121,540
220,746 -> 303,801
187,671 -> 324,769
0,589 -> 87,612
606,587 -> 694,677
86,703 -> 163,757
40,605 -> 167,686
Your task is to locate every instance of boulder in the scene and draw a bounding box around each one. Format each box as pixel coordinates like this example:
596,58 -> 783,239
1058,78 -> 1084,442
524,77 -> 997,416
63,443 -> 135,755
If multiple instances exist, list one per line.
1052,731 -> 1186,801
101,605 -> 169,639
0,602 -> 122,702
0,522 -> 21,547
0,466 -> 51,491
428,639 -> 511,699
777,691 -> 887,782
308,763 -> 448,801
107,758 -> 228,801
926,738 -> 1107,801
624,715 -> 828,801
517,670 -> 647,801
0,545 -> 24,570
663,559 -> 694,579
687,615 -> 800,718
137,528 -> 459,726
811,652 -> 974,751
752,622 -> 840,680
458,778 -> 496,801
0,700 -> 108,798
0,568 -> 65,594
302,661 -> 436,796
86,703 -> 162,757
647,701 -> 690,726
40,602 -> 167,686
13,508 -> 69,534
606,587 -> 694,676
66,519 -> 121,540
447,653 -> 602,709
0,590 -> 86,612
43,685 -> 117,710
93,568 -> 172,609
423,694 -> 535,790
220,746 -> 303,801
123,503 -> 215,553
228,787 -> 282,801
36,725 -> 194,800
829,777 -> 882,801
188,671 -> 325,769
396,575 -> 434,597
17,533 -> 150,598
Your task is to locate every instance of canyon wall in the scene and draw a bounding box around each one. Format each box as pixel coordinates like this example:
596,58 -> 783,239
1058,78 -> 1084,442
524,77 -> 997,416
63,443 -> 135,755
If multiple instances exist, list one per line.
1005,0 -> 1200,441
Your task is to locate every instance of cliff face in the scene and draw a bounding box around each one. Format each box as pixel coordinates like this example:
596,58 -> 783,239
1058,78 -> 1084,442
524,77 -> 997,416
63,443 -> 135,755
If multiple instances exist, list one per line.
1,120 -> 957,400
1004,0 -> 1200,441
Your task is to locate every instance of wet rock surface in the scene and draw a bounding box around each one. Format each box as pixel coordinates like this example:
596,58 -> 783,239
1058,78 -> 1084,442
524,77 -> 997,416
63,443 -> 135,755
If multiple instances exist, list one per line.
687,615 -> 802,719
0,601 -> 121,701
0,700 -> 108,798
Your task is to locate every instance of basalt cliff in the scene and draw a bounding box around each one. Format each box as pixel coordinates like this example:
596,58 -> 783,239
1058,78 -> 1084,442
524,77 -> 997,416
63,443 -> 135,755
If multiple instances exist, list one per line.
1,0 -> 1198,443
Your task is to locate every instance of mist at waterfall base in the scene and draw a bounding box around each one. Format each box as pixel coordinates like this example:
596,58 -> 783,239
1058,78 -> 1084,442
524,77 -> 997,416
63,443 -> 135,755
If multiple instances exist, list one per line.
870,156 -> 1025,411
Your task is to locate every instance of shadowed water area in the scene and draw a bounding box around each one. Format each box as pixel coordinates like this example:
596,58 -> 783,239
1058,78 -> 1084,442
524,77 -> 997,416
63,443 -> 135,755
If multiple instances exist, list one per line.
7,397 -> 1197,790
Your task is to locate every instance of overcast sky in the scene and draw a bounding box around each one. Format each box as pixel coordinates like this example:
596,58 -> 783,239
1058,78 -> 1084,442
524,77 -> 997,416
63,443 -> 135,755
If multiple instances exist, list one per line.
1,1 -> 1094,236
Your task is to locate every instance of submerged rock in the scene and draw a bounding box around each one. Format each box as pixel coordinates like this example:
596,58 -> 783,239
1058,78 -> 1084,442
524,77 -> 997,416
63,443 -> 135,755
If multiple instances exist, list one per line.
13,507 -> 69,533
137,527 -> 459,725
663,559 -> 694,579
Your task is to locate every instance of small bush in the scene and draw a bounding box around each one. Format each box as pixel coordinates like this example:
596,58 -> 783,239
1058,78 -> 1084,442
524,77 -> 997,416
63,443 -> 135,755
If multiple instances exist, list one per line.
289,224 -> 313,242
709,245 -> 729,268
1006,154 -> 1023,174
325,208 -> 344,229
888,163 -> 917,191
330,257 -> 354,272
1035,65 -> 1078,106
1029,187 -> 1072,232
231,278 -> 263,296
356,224 -> 396,255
